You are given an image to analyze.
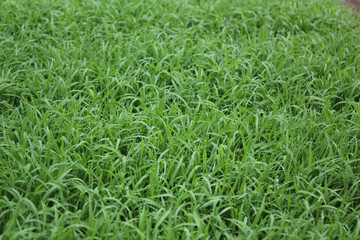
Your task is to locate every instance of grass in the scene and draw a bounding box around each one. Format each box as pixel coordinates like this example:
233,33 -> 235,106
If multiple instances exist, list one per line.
1,0 -> 360,239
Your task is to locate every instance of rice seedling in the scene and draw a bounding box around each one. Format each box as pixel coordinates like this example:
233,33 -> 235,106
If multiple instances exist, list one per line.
1,0 -> 360,239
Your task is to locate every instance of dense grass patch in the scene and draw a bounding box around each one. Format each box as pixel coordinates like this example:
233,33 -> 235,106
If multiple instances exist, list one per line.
1,0 -> 360,239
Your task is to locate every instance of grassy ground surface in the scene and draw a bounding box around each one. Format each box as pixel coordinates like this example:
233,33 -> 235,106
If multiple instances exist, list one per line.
1,0 -> 360,239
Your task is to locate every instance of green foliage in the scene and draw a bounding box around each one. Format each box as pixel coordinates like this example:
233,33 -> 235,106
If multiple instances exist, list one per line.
1,0 -> 360,239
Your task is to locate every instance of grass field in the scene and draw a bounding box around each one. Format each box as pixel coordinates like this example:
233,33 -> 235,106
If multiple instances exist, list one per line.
1,0 -> 360,239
